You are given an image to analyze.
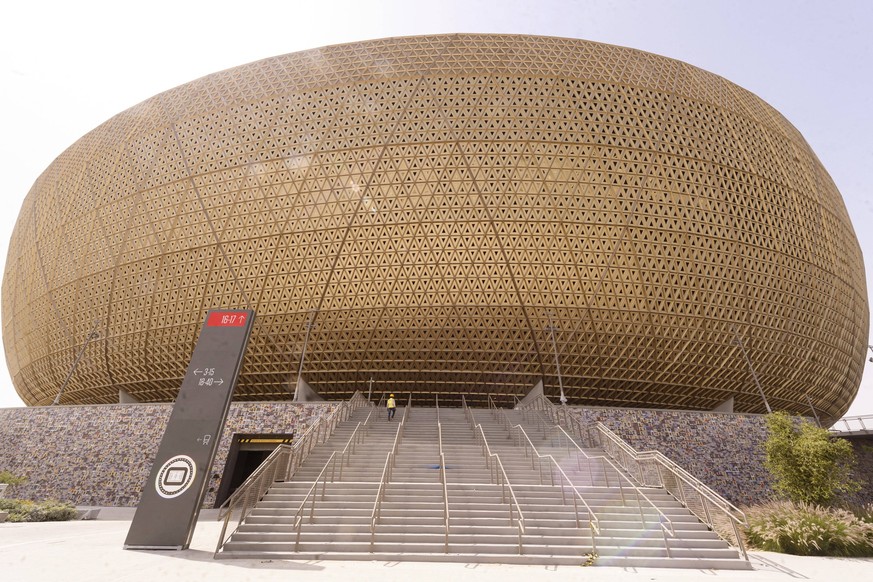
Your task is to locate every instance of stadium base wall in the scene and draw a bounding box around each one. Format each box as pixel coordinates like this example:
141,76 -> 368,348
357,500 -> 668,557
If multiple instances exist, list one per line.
568,407 -> 774,506
3,402 -> 865,508
0,402 -> 337,507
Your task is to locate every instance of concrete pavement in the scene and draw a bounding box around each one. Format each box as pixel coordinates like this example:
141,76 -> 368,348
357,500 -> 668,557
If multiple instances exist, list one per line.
1,509 -> 871,581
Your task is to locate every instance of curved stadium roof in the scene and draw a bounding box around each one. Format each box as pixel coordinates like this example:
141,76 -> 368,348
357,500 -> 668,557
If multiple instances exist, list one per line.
2,34 -> 867,420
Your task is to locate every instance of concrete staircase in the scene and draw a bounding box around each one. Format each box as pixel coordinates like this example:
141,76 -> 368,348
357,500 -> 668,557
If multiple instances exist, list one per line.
216,404 -> 750,569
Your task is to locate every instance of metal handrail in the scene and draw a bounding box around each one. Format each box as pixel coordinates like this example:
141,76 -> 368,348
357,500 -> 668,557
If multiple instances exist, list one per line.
293,451 -> 337,549
361,404 -> 378,429
830,414 -> 873,433
336,420 -> 368,480
507,421 -> 603,550
593,422 -> 748,560
470,422 -> 526,553
487,394 -> 499,413
370,404 -> 408,549
215,391 -> 368,555
462,394 -> 473,426
517,394 -> 592,445
461,395 -> 526,552
518,394 -> 748,561
542,422 -> 678,552
508,406 -> 672,541
438,421 -> 450,553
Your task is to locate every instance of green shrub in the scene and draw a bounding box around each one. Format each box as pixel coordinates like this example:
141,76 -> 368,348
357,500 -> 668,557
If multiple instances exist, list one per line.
764,411 -> 860,505
0,470 -> 27,485
0,498 -> 78,522
744,500 -> 873,557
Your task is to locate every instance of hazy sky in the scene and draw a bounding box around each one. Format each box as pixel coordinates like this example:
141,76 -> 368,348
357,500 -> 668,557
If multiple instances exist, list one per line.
1,0 -> 871,418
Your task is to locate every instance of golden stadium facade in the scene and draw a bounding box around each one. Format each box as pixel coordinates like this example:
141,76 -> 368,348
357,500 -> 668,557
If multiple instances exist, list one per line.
2,34 -> 868,420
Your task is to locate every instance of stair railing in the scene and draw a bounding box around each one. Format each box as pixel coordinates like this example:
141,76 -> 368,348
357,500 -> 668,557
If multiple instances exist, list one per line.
214,391 -> 367,556
470,422 -> 526,553
336,420 -> 368,480
293,451 -> 338,550
487,394 -> 499,414
282,390 -> 370,480
594,422 -> 748,560
518,394 -> 748,561
369,403 -> 408,550
520,394 -> 596,448
438,421 -> 450,553
507,422 -> 602,551
542,422 -> 677,555
545,423 -> 619,490
463,396 -> 526,552
361,404 -> 378,432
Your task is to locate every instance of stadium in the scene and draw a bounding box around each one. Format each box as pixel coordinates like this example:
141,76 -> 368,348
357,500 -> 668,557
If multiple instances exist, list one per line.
2,33 -> 867,422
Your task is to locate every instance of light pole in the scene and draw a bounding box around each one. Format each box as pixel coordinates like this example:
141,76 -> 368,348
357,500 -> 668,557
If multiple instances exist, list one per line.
53,321 -> 101,406
731,325 -> 771,413
293,309 -> 317,401
546,312 -> 567,405
803,393 -> 822,427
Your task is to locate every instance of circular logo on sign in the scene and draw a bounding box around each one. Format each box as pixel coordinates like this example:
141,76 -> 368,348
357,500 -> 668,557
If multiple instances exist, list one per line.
155,455 -> 196,499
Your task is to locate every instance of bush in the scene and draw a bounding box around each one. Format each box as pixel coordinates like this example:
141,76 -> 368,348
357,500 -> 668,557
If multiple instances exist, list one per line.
0,498 -> 78,522
0,470 -> 27,485
744,500 -> 873,557
764,411 -> 860,505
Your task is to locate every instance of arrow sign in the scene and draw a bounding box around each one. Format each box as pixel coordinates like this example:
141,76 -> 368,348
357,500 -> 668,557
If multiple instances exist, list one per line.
124,309 -> 255,550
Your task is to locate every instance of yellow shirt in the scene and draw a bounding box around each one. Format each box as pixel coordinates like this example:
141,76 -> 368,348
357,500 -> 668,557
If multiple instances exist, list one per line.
387,397 -> 396,409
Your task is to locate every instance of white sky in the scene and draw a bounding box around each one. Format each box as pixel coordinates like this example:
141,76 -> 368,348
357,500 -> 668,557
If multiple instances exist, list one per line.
1,0 -> 871,420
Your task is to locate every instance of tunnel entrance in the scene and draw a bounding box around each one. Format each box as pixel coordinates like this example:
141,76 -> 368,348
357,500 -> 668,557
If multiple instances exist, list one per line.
213,433 -> 293,507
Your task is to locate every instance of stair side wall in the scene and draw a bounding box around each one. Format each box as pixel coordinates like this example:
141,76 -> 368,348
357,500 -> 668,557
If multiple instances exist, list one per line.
2,403 -> 869,508
0,402 -> 337,506
568,407 -> 773,506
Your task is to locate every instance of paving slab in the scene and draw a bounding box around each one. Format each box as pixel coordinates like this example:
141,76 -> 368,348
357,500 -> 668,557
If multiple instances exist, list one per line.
0,509 -> 870,581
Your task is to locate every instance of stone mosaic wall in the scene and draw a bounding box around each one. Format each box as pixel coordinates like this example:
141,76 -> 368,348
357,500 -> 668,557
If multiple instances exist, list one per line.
567,407 -> 774,506
846,435 -> 873,506
0,402 -> 336,506
1,402 -> 868,508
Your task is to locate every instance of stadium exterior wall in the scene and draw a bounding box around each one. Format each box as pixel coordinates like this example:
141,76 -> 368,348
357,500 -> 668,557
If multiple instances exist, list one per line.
0,402 -> 337,507
0,402 -> 818,508
3,34 -> 867,420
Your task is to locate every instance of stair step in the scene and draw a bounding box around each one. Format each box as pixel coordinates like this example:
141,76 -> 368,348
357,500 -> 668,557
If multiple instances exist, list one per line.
217,404 -> 747,570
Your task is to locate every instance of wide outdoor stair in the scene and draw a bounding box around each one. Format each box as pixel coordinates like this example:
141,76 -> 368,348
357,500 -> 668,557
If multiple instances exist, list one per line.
217,403 -> 750,569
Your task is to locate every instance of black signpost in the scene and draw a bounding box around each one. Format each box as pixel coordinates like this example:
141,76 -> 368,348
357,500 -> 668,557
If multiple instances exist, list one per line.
124,309 -> 255,550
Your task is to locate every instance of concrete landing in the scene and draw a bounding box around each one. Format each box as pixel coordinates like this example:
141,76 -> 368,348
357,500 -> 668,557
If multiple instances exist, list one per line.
0,509 -> 869,581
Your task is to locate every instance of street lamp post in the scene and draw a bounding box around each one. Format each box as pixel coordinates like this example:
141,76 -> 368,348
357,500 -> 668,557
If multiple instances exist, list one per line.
546,312 -> 567,405
731,325 -> 772,414
53,321 -> 101,406
293,310 -> 317,401
804,393 -> 822,427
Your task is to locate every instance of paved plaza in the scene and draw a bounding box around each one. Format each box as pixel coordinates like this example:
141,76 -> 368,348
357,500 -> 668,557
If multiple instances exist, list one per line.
1,509 -> 871,581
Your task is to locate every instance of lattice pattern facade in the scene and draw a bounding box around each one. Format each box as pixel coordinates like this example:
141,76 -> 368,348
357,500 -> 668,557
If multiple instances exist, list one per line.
2,34 -> 867,420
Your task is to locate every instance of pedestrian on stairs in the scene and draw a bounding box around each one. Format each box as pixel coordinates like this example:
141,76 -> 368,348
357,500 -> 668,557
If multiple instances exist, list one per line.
387,393 -> 396,420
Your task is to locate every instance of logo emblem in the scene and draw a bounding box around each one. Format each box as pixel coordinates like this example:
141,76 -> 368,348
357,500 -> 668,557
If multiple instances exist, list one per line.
155,455 -> 196,499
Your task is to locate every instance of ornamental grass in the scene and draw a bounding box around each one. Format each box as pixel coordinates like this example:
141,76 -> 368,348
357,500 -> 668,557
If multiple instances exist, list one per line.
744,500 -> 873,557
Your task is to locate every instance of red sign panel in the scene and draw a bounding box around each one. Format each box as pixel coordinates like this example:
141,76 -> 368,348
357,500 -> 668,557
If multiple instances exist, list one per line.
206,311 -> 249,327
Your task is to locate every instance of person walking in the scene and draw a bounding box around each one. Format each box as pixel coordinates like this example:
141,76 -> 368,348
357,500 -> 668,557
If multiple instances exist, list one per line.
387,393 -> 396,420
